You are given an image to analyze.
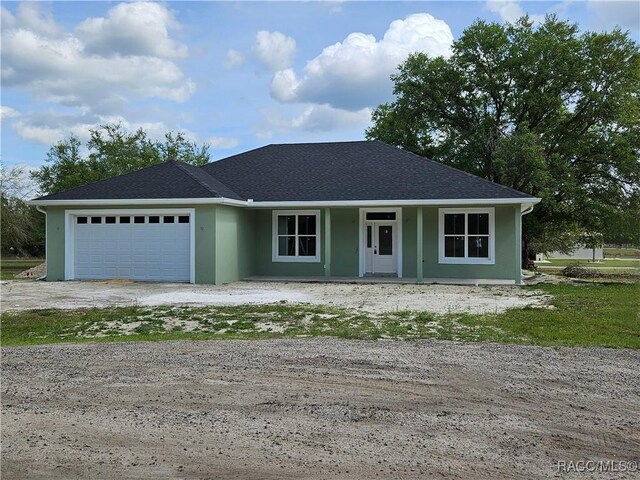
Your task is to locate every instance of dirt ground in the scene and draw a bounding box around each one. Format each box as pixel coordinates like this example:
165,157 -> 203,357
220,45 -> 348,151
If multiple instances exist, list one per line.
0,280 -> 551,314
2,339 -> 638,479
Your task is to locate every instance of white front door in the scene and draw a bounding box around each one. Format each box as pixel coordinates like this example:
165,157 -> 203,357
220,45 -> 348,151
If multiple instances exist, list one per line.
365,222 -> 397,274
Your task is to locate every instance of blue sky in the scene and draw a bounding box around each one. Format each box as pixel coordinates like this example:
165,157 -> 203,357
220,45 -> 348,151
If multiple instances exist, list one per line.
1,0 -> 638,170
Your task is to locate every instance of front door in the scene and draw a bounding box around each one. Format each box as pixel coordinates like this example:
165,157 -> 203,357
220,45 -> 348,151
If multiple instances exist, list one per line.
365,222 -> 396,274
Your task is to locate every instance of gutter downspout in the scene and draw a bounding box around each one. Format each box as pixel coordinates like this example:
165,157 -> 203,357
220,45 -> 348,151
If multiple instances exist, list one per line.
35,206 -> 47,280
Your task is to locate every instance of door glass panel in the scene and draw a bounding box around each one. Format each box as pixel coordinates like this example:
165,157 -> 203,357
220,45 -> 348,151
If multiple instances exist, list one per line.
468,214 -> 489,235
366,225 -> 372,248
444,214 -> 465,234
278,215 -> 296,235
468,236 -> 489,257
298,236 -> 316,256
445,236 -> 465,257
378,226 -> 393,255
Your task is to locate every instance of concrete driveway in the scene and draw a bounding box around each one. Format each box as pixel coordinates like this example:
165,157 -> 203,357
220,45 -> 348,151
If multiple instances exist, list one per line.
0,279 -> 551,314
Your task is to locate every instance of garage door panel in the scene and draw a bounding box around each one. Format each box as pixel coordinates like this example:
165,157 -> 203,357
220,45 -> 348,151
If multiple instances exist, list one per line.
73,213 -> 191,282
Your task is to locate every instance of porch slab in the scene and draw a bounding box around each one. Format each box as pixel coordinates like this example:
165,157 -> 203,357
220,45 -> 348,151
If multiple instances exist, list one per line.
243,276 -> 517,286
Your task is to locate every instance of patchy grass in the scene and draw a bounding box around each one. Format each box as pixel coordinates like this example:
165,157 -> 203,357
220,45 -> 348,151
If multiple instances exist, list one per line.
2,283 -> 638,348
604,247 -> 640,259
0,258 -> 44,280
536,258 -> 640,268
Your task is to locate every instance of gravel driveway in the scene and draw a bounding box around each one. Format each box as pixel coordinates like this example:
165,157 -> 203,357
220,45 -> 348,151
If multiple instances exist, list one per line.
2,339 -> 639,479
1,280 -> 550,314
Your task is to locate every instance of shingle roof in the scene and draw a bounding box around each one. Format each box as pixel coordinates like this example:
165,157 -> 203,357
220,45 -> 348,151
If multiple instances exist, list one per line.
34,161 -> 242,201
34,141 -> 536,203
202,140 -> 535,201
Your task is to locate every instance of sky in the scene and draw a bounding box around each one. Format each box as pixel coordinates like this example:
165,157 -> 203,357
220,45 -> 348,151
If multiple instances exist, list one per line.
1,0 -> 639,171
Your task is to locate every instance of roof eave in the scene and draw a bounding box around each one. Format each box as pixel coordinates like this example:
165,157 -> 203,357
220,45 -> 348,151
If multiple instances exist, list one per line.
28,197 -> 541,208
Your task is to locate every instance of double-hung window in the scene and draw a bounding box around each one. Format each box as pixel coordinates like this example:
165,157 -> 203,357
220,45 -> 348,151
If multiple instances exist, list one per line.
438,208 -> 495,264
272,210 -> 321,262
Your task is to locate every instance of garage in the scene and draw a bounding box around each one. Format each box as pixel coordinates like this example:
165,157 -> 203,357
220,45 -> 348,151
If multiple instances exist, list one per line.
69,210 -> 193,282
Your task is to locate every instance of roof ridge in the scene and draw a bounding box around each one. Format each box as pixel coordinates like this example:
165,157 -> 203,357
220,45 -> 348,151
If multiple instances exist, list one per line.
172,161 -> 221,196
373,140 -> 534,198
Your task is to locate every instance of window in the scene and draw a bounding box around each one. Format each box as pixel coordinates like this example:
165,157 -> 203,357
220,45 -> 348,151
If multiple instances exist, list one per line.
134,216 -> 145,224
90,216 -> 102,224
77,216 -> 88,224
105,216 -> 116,224
148,216 -> 160,224
119,216 -> 131,224
366,212 -> 396,221
163,216 -> 175,223
272,210 -> 320,262
178,215 -> 190,224
439,208 -> 494,264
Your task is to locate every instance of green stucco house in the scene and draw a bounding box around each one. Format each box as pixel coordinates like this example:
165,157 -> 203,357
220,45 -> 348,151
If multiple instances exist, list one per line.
30,141 -> 540,285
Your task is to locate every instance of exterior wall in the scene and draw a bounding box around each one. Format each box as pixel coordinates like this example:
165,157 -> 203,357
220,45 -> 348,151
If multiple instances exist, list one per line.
421,205 -> 520,282
214,205 -> 254,284
252,208 -> 326,276
41,203 -> 523,284
329,208 -> 359,276
44,207 -> 66,281
41,204 -> 218,283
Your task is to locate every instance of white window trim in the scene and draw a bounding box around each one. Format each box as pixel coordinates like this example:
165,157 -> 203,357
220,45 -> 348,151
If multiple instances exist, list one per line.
272,210 -> 321,263
438,207 -> 495,265
64,208 -> 196,283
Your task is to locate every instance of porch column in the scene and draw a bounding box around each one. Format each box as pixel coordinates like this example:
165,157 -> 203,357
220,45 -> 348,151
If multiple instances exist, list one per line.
416,207 -> 424,283
324,208 -> 331,277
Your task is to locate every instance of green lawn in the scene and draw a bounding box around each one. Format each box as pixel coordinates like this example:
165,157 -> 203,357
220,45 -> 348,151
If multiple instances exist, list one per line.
2,282 -> 638,349
0,258 -> 44,280
604,247 -> 640,259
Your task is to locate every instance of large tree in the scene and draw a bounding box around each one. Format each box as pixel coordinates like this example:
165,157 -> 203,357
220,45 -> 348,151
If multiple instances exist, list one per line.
1,164 -> 45,256
33,123 -> 211,195
366,16 -> 640,259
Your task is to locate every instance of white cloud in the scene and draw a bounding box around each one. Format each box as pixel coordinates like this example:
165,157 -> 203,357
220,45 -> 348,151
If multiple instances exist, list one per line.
1,106 -> 21,120
485,1 -> 545,24
223,49 -> 245,69
587,0 -> 640,32
1,2 -> 195,145
254,31 -> 297,71
11,110 -> 178,147
261,104 -> 372,134
76,2 -> 187,59
206,136 -> 239,149
269,13 -> 453,111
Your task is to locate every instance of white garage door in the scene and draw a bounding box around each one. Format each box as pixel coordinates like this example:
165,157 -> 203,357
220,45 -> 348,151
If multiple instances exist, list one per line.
73,212 -> 191,282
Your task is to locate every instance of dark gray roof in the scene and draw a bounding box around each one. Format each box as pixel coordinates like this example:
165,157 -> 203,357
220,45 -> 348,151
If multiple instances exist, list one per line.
34,141 -> 536,202
34,161 -> 242,201
202,140 -> 534,201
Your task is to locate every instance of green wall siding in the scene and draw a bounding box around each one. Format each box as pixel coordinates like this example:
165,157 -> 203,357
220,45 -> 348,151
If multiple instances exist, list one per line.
214,205 -> 254,284
42,204 -> 218,283
45,207 -> 66,281
421,205 -> 519,282
252,208 -> 326,276
402,207 -> 417,278
329,208 -> 359,276
40,203 -> 522,284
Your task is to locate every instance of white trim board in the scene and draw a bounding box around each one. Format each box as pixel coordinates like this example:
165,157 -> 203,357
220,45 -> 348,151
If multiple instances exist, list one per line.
64,208 -> 196,283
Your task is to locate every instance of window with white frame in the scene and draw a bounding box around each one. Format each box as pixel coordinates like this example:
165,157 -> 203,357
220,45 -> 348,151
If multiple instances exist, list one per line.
438,208 -> 495,264
272,210 -> 321,262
